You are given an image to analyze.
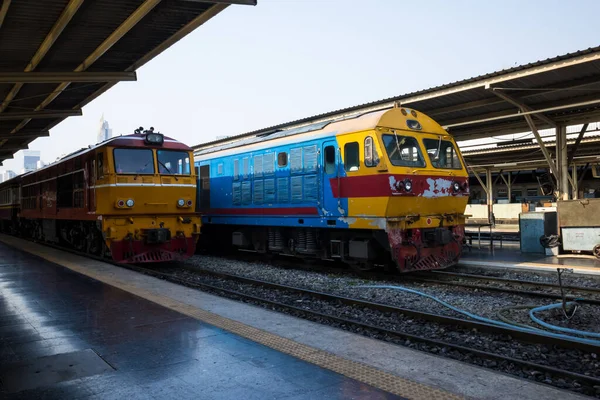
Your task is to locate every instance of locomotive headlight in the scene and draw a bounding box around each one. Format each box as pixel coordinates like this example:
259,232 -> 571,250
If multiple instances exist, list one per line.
453,181 -> 461,192
177,199 -> 185,207
126,199 -> 135,207
404,179 -> 412,192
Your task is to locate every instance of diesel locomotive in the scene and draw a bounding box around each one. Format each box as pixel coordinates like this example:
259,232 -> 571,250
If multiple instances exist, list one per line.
0,127 -> 201,263
194,106 -> 469,272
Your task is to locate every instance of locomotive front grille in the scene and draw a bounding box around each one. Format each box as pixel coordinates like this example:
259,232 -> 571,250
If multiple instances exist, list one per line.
143,228 -> 171,244
423,228 -> 453,245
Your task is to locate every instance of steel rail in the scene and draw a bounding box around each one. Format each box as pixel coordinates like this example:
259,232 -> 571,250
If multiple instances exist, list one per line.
180,266 -> 600,351
415,271 -> 600,305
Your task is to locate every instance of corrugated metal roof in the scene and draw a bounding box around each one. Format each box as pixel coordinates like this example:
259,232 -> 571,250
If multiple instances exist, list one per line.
194,45 -> 600,149
0,0 -> 256,165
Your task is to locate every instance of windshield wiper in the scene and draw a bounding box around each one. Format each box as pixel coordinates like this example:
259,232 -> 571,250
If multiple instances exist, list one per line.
158,160 -> 179,181
433,136 -> 442,162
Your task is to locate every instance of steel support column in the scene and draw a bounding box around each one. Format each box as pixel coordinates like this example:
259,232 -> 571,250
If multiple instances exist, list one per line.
568,123 -> 589,166
557,124 -> 569,200
523,114 -> 560,179
499,172 -> 512,202
486,169 -> 494,225
572,165 -> 578,199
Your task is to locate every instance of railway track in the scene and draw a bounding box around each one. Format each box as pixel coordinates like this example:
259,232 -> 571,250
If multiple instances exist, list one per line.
11,238 -> 600,397
414,270 -> 600,305
142,264 -> 600,396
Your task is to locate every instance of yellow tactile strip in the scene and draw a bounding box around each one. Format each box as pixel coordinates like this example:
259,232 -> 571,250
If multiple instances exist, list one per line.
0,235 -> 462,400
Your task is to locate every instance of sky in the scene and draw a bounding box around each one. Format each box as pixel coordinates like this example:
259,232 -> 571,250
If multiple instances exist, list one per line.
2,0 -> 600,172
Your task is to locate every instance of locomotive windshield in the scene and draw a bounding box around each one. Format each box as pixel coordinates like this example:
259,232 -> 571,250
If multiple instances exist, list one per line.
157,150 -> 191,175
114,149 -> 155,174
423,138 -> 462,169
382,134 -> 425,167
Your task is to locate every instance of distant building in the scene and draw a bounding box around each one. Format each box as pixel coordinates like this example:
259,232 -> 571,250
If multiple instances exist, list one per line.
97,114 -> 113,144
23,150 -> 41,173
0,170 -> 16,183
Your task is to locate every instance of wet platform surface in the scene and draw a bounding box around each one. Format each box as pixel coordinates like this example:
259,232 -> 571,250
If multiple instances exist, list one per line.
0,242 -> 402,400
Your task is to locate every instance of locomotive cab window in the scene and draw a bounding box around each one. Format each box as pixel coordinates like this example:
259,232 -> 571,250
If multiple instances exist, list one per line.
114,149 -> 154,174
364,136 -> 379,167
382,134 -> 425,167
157,150 -> 190,175
423,138 -> 462,169
344,142 -> 359,172
324,146 -> 336,174
277,152 -> 287,167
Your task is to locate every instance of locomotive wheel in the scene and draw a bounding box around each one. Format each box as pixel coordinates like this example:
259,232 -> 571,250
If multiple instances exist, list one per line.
594,244 -> 600,260
86,227 -> 103,256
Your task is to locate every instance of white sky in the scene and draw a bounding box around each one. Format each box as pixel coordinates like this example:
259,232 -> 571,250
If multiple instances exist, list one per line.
2,0 -> 600,172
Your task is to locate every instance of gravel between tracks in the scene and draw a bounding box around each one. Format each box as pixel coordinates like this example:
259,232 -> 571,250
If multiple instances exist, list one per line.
185,255 -> 600,336
174,257 -> 600,396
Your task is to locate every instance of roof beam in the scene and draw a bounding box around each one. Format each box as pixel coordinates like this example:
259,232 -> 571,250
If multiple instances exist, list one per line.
0,145 -> 29,152
568,123 -> 589,166
0,72 -> 137,83
0,110 -> 82,120
523,114 -> 560,179
444,97 -> 600,129
0,0 -> 10,31
180,0 -> 256,4
488,86 -> 556,127
0,131 -> 49,139
12,0 -> 161,135
60,2 -> 231,129
428,74 -> 600,117
0,0 -> 84,113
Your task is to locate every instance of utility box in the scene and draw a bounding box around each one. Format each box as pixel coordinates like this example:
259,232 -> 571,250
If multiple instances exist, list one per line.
558,199 -> 600,258
519,211 -> 557,254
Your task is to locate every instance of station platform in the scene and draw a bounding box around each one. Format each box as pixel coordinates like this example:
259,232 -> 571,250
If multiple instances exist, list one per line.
0,234 -> 588,400
461,246 -> 600,275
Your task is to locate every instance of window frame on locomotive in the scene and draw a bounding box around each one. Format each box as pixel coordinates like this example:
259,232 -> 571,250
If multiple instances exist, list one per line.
111,148 -> 193,176
373,130 -> 466,173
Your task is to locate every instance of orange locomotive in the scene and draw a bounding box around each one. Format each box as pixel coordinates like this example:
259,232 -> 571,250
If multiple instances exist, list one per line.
0,127 -> 201,263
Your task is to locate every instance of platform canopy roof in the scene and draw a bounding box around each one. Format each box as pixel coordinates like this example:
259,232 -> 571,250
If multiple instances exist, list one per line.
195,45 -> 600,153
0,0 -> 255,165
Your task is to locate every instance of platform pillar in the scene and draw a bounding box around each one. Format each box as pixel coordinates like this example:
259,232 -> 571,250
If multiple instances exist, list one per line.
557,124 -> 569,200
486,168 -> 494,225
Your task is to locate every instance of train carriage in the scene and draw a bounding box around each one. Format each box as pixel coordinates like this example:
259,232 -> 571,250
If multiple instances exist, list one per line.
0,175 -> 22,235
0,127 -> 201,263
195,107 -> 469,272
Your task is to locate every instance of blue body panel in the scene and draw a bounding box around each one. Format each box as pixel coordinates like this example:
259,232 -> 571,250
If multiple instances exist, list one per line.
195,134 -> 350,229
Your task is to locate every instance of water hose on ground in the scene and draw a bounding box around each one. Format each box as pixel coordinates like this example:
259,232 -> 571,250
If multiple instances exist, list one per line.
358,284 -> 600,346
496,305 -> 541,330
529,302 -> 600,339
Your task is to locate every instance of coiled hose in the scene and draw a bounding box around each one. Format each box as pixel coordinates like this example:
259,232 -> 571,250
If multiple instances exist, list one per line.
540,234 -> 560,248
530,302 -> 600,339
358,284 -> 600,346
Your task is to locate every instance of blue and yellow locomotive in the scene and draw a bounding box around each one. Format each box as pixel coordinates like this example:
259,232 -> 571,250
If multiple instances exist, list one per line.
194,107 -> 469,272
